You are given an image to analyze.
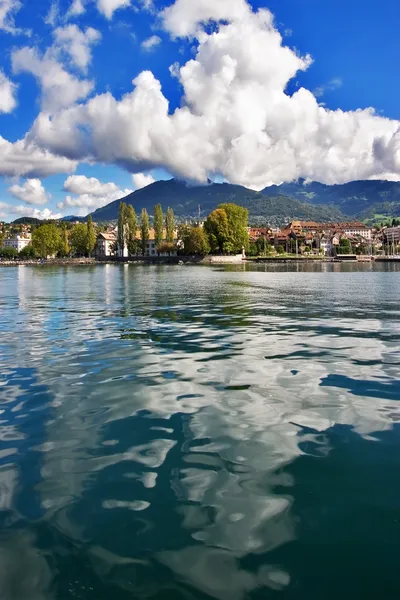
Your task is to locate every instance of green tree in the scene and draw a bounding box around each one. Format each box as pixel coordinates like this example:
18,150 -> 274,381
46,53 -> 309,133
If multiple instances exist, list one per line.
204,208 -> 230,253
32,224 -> 62,258
140,208 -> 149,255
126,205 -> 138,256
204,203 -> 249,254
218,203 -> 249,253
355,243 -> 368,256
276,244 -> 285,255
154,204 -> 164,252
70,224 -> 89,256
86,216 -> 96,257
165,207 -> 175,243
157,242 -> 175,256
179,225 -> 210,255
118,202 -> 127,256
0,231 -> 5,248
256,236 -> 271,255
247,242 -> 259,257
0,246 -> 18,259
338,237 -> 352,254
59,224 -> 70,257
19,244 -> 37,259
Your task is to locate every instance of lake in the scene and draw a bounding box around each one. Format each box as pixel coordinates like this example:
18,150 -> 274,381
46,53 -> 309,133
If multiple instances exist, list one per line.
0,263 -> 400,600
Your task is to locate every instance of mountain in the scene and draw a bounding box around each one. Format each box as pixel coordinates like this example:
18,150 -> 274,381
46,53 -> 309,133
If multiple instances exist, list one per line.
262,179 -> 400,219
90,179 -> 263,221
89,179 -> 343,224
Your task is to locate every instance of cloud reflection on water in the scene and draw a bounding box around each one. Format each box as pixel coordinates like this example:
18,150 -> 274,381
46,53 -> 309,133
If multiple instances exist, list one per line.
0,263 -> 399,598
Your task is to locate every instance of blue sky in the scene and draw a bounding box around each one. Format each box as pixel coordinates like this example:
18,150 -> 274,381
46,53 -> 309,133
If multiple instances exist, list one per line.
0,0 -> 399,221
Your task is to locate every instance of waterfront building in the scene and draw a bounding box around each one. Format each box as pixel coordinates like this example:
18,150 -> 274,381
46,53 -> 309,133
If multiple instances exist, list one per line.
247,227 -> 273,242
4,233 -> 31,252
96,231 -> 118,257
384,226 -> 400,245
100,228 -> 179,258
144,229 -> 178,256
299,221 -> 372,240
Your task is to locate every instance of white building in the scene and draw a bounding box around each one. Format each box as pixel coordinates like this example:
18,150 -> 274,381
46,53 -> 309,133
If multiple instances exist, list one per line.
340,223 -> 372,241
319,236 -> 333,256
145,238 -> 177,257
96,232 -> 117,257
116,227 -> 178,257
4,233 -> 31,252
384,226 -> 400,245
301,222 -> 372,241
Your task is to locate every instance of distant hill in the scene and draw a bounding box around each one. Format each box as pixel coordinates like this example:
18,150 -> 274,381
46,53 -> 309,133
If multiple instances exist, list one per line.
12,217 -> 42,225
61,215 -> 86,223
89,179 -> 343,225
241,195 -> 344,224
262,179 -> 400,220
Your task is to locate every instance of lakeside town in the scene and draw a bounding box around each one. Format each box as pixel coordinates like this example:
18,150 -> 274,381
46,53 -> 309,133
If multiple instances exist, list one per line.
1,201 -> 400,263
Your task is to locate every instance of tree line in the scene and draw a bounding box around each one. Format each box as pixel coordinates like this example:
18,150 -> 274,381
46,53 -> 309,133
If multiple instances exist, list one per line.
0,217 -> 97,259
0,201 -> 250,259
117,203 -> 177,255
117,201 -> 249,256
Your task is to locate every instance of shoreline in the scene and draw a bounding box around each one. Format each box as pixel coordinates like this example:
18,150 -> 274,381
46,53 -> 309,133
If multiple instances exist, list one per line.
0,258 -> 97,267
1,256 -> 399,267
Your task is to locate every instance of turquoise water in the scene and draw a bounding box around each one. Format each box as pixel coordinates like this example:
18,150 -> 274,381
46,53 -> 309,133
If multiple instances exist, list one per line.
0,263 -> 400,600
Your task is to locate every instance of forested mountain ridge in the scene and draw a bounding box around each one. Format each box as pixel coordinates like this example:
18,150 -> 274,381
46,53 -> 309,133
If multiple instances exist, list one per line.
261,179 -> 400,219
89,179 -> 344,224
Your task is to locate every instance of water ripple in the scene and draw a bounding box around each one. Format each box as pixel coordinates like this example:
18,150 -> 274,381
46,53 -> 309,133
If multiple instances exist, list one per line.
0,263 -> 400,599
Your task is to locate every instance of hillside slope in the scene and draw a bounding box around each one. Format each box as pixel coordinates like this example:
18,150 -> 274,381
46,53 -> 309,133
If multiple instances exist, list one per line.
262,179 -> 400,218
89,179 -> 343,224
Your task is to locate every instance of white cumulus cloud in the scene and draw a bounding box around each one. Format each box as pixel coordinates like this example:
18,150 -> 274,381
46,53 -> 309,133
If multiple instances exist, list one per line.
12,205 -> 63,220
53,25 -> 101,72
63,174 -> 120,196
67,0 -> 86,17
66,0 -> 131,19
0,70 -> 17,113
141,35 -> 161,51
0,0 -> 23,34
59,175 -> 132,216
21,0 -> 400,187
44,1 -> 59,27
11,23 -> 98,111
0,136 -> 77,178
9,178 -> 50,205
12,46 -> 93,111
161,0 -> 250,38
98,0 -> 130,19
132,173 -> 155,189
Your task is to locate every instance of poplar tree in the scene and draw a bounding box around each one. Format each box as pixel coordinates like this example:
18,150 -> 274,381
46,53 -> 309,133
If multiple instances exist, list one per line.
165,207 -> 175,244
117,202 -> 127,256
86,215 -> 96,257
126,205 -> 137,256
154,204 -> 164,253
60,223 -> 70,257
140,208 -> 149,255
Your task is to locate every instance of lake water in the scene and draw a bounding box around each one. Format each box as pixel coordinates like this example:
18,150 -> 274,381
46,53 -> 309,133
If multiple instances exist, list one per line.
0,263 -> 400,600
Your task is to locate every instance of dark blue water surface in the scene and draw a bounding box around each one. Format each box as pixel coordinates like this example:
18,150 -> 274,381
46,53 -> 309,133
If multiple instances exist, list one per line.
0,262 -> 400,600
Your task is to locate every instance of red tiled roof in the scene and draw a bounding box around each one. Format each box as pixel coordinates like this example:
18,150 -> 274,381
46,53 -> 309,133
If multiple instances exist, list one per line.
99,232 -> 117,241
